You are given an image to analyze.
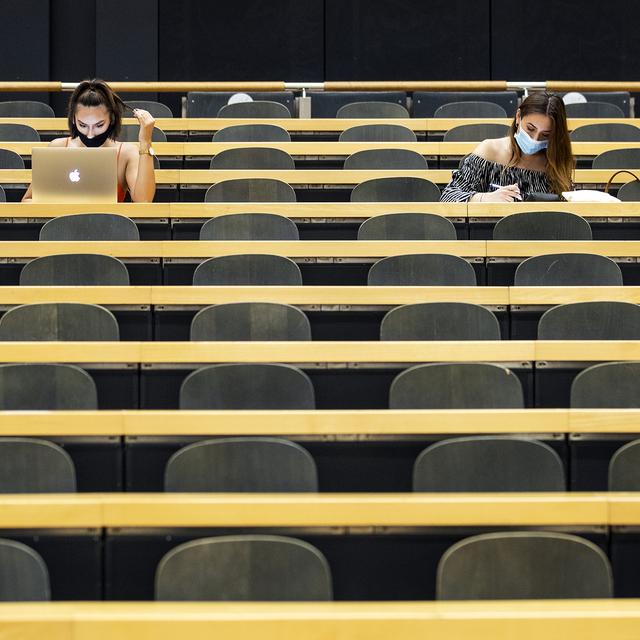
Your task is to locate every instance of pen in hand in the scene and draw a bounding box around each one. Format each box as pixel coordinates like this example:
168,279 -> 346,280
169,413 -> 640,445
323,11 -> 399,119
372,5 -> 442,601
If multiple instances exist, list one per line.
489,183 -> 523,201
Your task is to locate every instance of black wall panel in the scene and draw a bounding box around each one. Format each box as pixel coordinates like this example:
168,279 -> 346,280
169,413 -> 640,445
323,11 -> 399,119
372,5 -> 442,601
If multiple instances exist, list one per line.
1,1 -> 640,114
0,0 -> 50,104
492,0 -> 640,80
50,0 -> 96,115
325,0 -> 491,80
97,0 -> 158,102
158,0 -> 324,81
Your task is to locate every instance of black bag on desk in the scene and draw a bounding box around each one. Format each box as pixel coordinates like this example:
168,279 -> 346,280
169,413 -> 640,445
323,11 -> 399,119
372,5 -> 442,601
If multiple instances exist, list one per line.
523,192 -> 564,202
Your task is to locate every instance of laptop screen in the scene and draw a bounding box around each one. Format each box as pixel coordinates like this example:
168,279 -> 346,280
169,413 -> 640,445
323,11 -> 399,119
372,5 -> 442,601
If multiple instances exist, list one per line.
32,147 -> 118,203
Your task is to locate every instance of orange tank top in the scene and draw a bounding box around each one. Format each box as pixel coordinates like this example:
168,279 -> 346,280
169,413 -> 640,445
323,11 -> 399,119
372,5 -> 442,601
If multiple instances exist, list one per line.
66,138 -> 126,202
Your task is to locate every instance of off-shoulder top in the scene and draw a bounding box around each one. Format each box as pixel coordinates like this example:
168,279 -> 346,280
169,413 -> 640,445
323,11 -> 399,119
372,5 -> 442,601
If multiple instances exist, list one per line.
440,153 -> 552,202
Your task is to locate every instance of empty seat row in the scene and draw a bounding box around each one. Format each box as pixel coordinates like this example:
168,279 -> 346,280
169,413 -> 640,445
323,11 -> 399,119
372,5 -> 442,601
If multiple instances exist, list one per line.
26,210 -> 599,241
6,251 -> 626,286
1,360 -> 640,409
4,121 -> 640,147
197,99 -> 629,120
184,90 -> 628,118
0,100 -> 170,118
1,299 -> 639,342
0,123 -> 168,143
0,91 -> 630,120
0,529 -> 614,601
3,433 -> 640,493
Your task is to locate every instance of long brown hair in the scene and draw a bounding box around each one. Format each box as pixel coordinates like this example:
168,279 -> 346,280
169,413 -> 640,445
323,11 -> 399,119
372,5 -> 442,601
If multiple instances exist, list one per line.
508,91 -> 574,194
67,79 -> 126,140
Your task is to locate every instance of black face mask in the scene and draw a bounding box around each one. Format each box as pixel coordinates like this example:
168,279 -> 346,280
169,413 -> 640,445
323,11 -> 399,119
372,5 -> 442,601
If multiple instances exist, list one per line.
73,121 -> 115,148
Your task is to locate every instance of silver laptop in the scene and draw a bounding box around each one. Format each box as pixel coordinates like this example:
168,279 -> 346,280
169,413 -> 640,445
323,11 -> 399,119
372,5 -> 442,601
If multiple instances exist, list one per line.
32,147 -> 118,203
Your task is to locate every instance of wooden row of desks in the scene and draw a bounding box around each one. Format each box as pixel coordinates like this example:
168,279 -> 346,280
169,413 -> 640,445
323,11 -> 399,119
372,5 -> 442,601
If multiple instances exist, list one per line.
0,340 -> 640,363
0,409 -> 637,436
0,168 -> 634,185
0,285 -> 638,306
0,492 -> 636,527
2,600 -> 639,640
2,116 -> 639,132
2,239 -> 640,258
2,201 -> 636,219
3,140 -> 639,157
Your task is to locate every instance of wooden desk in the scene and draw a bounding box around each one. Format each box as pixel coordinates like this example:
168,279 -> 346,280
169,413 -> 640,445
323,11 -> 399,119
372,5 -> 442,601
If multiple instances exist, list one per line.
0,169 -> 181,185
1,201 -> 467,220
3,240 -> 640,260
0,141 -> 184,157
2,408 -> 640,436
0,340 -> 535,364
2,116 -> 639,134
0,285 -> 509,307
509,286 -> 640,305
177,169 -> 452,185
3,140 -> 638,158
0,492 -> 622,528
469,202 -> 640,219
0,168 -> 632,186
1,600 -> 638,640
487,240 -> 640,258
3,285 -> 640,307
0,200 -> 637,222
0,240 -> 487,259
426,117 -> 640,132
2,339 -> 640,366
0,117 -> 431,133
1,340 -> 640,365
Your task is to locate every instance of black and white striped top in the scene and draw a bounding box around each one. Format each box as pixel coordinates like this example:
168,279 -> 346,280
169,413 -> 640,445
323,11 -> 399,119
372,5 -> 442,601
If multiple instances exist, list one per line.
440,153 -> 552,202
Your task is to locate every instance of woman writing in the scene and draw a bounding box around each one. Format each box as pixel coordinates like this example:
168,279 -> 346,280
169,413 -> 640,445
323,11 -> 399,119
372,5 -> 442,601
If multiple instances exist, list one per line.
23,78 -> 156,202
440,92 -> 574,202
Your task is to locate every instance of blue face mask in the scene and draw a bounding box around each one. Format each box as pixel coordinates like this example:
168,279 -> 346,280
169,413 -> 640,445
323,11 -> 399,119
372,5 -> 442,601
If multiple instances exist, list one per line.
515,126 -> 548,155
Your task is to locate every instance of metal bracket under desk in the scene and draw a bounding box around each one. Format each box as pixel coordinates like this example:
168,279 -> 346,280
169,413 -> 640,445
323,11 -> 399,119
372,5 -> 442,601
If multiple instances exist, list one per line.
296,217 -> 367,224
157,156 -> 183,167
511,304 -> 551,313
130,218 -> 170,225
110,523 -> 606,537
163,256 -> 379,265
0,217 -> 167,227
0,304 -> 149,312
319,184 -> 351,190
328,305 -> 392,312
184,155 -> 213,162
141,362 -> 329,370
0,257 -> 161,266
2,217 -> 54,225
537,360 -> 608,370
109,525 -> 348,537
346,360 -> 533,369
70,362 -> 137,370
171,218 -> 209,225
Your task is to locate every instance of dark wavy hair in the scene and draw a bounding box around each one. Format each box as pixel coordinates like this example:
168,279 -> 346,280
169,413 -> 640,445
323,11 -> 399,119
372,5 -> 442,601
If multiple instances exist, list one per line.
67,78 -> 126,140
507,91 -> 575,194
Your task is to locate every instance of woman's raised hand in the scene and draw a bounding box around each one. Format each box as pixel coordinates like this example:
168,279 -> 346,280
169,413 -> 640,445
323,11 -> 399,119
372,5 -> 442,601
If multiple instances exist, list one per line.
133,108 -> 155,147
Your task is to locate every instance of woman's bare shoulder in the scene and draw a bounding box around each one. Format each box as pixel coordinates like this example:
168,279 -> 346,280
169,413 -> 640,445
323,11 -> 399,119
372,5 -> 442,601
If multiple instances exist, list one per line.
118,141 -> 139,161
472,137 -> 510,164
48,137 -> 69,147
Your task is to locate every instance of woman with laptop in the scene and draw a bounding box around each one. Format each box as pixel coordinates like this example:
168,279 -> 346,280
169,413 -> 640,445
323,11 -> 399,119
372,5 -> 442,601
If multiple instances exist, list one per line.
440,92 -> 574,202
23,79 -> 156,202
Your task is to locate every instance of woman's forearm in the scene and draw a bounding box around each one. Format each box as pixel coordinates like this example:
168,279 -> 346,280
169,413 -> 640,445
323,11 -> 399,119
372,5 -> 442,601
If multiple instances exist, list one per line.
131,154 -> 156,202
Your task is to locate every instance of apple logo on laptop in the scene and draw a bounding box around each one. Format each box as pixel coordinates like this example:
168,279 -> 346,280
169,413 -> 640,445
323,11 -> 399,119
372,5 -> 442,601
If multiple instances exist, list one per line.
68,169 -> 80,183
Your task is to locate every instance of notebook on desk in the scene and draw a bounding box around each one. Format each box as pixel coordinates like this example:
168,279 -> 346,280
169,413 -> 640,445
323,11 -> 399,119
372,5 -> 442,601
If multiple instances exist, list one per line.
31,147 -> 118,203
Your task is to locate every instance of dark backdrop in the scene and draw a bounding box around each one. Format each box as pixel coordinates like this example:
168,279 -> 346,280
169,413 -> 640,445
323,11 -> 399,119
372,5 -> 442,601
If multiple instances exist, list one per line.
0,0 -> 638,114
